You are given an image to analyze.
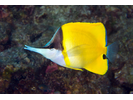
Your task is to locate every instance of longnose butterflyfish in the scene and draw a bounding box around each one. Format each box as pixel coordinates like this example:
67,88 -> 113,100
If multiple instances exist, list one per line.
24,22 -> 118,75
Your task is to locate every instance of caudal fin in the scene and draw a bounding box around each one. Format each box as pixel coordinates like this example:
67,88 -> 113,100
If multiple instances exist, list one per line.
107,42 -> 118,63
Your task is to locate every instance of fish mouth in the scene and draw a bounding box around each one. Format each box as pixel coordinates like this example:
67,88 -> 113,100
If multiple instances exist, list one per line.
24,45 -> 29,49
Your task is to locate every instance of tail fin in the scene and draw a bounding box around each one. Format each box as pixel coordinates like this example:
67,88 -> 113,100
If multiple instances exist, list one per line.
107,42 -> 118,63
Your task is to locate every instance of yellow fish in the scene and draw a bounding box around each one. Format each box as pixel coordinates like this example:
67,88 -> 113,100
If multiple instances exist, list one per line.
24,22 -> 118,75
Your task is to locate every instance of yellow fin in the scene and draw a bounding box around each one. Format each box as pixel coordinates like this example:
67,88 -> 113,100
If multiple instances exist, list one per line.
61,22 -> 106,53
84,54 -> 108,75
66,44 -> 102,66
65,65 -> 83,71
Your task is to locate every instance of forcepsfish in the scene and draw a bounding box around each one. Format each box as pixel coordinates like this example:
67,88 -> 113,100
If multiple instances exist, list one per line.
24,22 -> 118,75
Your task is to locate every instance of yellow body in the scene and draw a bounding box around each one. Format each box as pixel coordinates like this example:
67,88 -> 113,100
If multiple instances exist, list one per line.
61,22 -> 107,75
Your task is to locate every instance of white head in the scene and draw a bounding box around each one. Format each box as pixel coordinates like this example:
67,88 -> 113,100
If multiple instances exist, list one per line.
24,45 -> 66,66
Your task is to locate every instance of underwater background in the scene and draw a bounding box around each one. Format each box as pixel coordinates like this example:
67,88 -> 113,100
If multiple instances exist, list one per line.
0,5 -> 133,94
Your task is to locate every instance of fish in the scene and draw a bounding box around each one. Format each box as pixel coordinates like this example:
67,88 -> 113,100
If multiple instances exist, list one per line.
24,22 -> 118,75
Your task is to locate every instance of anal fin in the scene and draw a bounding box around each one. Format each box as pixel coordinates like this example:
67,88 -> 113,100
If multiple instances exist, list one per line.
83,54 -> 108,75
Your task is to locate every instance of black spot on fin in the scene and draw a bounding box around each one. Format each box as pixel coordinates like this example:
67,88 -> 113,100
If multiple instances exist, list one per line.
103,54 -> 107,59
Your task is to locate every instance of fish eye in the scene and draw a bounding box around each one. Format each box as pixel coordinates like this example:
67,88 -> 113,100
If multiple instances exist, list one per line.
103,54 -> 107,59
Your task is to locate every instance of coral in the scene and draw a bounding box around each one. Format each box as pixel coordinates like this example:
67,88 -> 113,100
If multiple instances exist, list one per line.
45,62 -> 58,73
